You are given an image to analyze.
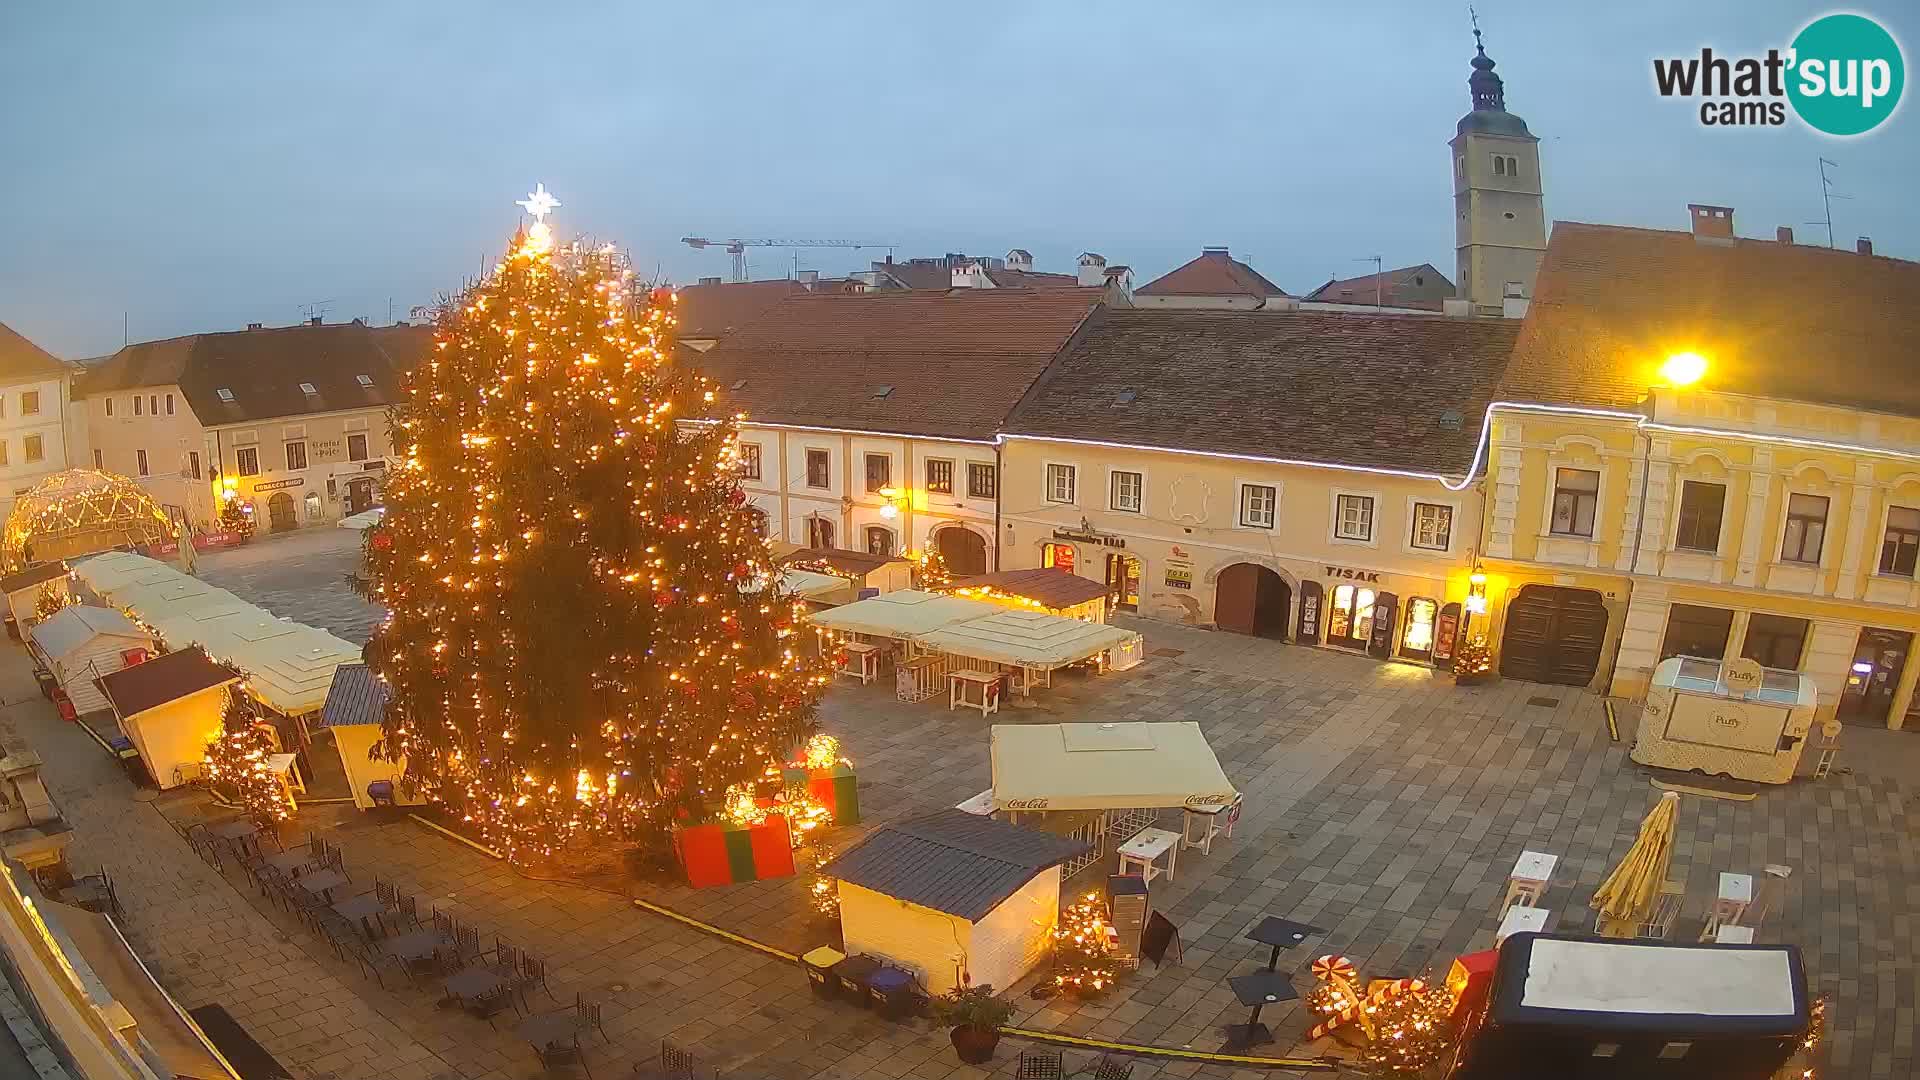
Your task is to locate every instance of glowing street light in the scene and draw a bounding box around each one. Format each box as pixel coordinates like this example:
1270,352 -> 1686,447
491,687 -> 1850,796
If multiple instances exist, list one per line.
1660,351 -> 1708,387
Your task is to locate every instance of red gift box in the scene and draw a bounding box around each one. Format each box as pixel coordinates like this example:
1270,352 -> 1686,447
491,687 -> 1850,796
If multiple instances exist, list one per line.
673,816 -> 795,888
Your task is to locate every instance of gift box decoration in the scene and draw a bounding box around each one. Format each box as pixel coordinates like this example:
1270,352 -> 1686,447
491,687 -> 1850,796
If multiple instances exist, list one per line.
673,815 -> 796,888
806,762 -> 860,826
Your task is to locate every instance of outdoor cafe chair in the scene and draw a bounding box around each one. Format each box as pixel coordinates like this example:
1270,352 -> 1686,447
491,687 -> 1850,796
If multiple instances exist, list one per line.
535,1039 -> 593,1078
397,894 -> 421,929
374,878 -> 399,909
1017,1049 -> 1063,1080
494,940 -> 522,978
576,994 -> 609,1043
431,907 -> 456,939
456,925 -> 484,963
1091,1055 -> 1135,1080
521,953 -> 555,1002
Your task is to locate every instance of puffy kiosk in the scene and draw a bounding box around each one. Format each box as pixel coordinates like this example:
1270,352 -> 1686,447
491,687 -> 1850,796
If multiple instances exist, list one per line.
1633,657 -> 1821,784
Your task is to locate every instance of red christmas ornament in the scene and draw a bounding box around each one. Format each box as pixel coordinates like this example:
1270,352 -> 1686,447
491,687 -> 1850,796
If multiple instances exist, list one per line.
732,689 -> 757,711
371,530 -> 393,552
679,683 -> 700,698
654,591 -> 676,608
650,286 -> 674,306
732,562 -> 751,578
728,488 -> 746,507
665,515 -> 688,530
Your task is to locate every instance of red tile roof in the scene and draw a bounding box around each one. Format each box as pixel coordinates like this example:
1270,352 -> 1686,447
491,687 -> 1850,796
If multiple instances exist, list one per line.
1136,249 -> 1289,299
77,322 -> 404,424
1006,309 -> 1519,475
673,280 -> 808,341
951,568 -> 1108,610
694,289 -> 1105,441
0,322 -> 68,379
1304,264 -> 1452,309
1504,222 -> 1920,418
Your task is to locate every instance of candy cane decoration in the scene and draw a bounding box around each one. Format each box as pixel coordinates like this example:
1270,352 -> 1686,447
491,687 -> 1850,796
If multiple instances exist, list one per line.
1307,975 -> 1428,1041
1308,955 -> 1373,1040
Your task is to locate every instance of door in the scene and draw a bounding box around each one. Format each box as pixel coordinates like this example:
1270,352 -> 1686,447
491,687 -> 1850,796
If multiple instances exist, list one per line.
1326,583 -> 1376,649
1400,597 -> 1439,663
345,478 -> 375,514
267,491 -> 297,533
1105,553 -> 1142,613
1839,627 -> 1912,726
1214,563 -> 1289,638
936,527 -> 988,576
1498,585 -> 1609,686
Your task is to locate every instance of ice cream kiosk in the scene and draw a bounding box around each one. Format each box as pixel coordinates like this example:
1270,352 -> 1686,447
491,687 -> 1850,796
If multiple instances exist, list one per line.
1633,657 -> 1822,784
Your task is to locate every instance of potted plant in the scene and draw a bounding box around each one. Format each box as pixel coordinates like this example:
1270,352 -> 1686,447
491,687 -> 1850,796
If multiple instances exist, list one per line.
934,983 -> 1014,1064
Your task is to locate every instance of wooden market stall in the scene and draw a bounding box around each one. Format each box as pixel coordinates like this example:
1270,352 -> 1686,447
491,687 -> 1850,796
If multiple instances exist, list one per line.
807,590 -> 1004,699
95,646 -> 242,790
1633,657 -> 1822,784
27,606 -> 151,716
314,662 -> 423,810
1,561 -> 69,636
915,608 -> 1145,697
947,567 -> 1110,623
776,545 -> 913,602
988,722 -> 1238,876
821,809 -> 1089,996
1451,933 -> 1809,1079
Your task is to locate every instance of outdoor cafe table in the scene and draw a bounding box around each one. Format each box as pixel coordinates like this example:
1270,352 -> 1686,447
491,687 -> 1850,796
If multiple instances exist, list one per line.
1246,916 -> 1324,970
385,928 -> 453,963
1222,970 -> 1297,1052
297,869 -> 349,904
210,819 -> 262,857
332,893 -> 389,940
262,850 -> 312,875
444,966 -> 513,1007
517,1010 -> 578,1051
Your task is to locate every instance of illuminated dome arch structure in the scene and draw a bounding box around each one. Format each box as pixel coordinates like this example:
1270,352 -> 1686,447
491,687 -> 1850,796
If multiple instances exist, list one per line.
2,468 -> 180,571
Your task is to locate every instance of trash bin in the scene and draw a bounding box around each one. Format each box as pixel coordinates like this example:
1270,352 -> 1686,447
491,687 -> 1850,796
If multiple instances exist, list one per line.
867,967 -> 917,1019
108,737 -> 149,786
802,946 -> 846,999
834,953 -> 880,1005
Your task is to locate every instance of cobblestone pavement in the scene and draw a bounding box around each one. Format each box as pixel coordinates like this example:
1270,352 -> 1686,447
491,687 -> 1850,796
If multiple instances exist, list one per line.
195,526 -> 385,643
16,551 -> 1917,1077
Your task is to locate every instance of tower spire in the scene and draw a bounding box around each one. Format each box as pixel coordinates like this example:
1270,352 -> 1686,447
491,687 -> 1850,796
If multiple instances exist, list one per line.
1467,9 -> 1506,112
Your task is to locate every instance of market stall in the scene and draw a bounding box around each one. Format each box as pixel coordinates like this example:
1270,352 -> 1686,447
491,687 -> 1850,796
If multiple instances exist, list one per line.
314,662 -> 422,810
740,567 -> 850,607
808,590 -> 1004,700
28,606 -> 151,716
947,567 -> 1110,623
821,808 -> 1089,996
777,545 -> 913,600
1,561 -> 69,633
989,722 -> 1237,874
95,646 -> 242,790
1633,657 -> 1821,784
916,608 -> 1144,694
1451,933 -> 1809,1079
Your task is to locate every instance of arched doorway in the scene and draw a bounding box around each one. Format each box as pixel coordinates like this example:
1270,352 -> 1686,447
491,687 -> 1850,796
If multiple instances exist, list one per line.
936,526 -> 988,576
1499,585 -> 1608,686
1214,562 -> 1291,638
267,491 -> 297,532
345,477 -> 376,514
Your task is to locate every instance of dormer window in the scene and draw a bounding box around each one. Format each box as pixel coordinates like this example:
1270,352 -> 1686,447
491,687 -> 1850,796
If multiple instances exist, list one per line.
298,382 -> 318,395
356,374 -> 374,389
730,379 -> 747,391
871,385 -> 893,399
216,388 -> 235,403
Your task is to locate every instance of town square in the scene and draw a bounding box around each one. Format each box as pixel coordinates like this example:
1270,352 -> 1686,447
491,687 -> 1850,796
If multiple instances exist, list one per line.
3,4 -> 1918,1079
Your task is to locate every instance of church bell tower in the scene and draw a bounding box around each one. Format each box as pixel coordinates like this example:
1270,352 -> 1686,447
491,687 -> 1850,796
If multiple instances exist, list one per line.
1450,27 -> 1546,315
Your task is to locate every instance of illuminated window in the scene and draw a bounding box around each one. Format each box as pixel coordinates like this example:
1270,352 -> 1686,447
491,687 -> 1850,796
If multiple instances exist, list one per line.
1109,471 -> 1143,513
1327,584 -> 1375,646
23,435 -> 42,463
1411,502 -> 1452,550
1550,469 -> 1600,537
1401,597 -> 1438,657
925,458 -> 954,495
1106,553 -> 1141,612
865,526 -> 894,557
21,391 -> 39,415
1240,484 -> 1276,529
1781,493 -> 1829,564
1046,464 -> 1076,504
1335,494 -> 1374,541
1041,543 -> 1076,573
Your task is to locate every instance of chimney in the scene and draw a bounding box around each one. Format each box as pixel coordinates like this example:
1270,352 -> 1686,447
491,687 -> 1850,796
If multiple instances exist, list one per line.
307,315 -> 323,326
951,262 -> 993,289
796,270 -> 819,284
1076,252 -> 1107,287
1687,203 -> 1736,245
1857,237 -> 1874,256
246,322 -> 264,331
1777,226 -> 1794,245
1202,246 -> 1230,256
698,276 -> 722,285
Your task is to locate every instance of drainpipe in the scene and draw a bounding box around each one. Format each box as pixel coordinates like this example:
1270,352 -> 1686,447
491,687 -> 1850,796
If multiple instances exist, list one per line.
992,441 -> 1003,572
1609,429 -> 1655,695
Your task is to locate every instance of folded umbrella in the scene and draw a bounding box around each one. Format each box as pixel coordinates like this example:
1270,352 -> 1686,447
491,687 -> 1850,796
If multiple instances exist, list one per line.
1591,791 -> 1680,938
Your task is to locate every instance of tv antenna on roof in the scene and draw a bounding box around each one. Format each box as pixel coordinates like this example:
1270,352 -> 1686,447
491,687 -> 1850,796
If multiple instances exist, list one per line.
298,299 -> 335,323
1807,157 -> 1849,249
1354,255 -> 1385,307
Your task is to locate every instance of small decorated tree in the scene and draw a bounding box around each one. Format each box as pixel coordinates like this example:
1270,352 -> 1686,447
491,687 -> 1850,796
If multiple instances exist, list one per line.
1359,981 -> 1458,1077
34,582 -> 69,620
217,491 -> 256,541
1452,637 -> 1493,684
1050,892 -> 1119,998
202,685 -> 293,827
914,546 -> 954,590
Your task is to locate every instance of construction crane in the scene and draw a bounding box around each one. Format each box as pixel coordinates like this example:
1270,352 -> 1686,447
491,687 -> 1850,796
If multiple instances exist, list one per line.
681,237 -> 896,283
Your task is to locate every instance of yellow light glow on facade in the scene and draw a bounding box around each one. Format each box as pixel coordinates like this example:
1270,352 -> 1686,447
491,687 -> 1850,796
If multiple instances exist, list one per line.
1660,351 -> 1708,387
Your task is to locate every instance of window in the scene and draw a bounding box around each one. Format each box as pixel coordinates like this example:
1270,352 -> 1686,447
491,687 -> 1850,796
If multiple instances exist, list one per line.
1411,502 -> 1453,550
1742,614 -> 1811,670
347,433 -> 368,462
1041,542 -> 1075,573
236,446 -> 260,477
1109,470 -> 1143,513
1674,481 -> 1726,552
216,388 -> 234,402
806,516 -> 835,549
136,449 -> 149,476
106,398 -> 114,417
92,449 -> 102,469
1781,493 -> 1829,563
1492,154 -> 1519,176
23,435 -> 43,463
285,440 -> 308,471
967,462 -> 996,500
1335,494 -> 1375,541
298,382 -> 317,396
1659,604 -> 1734,661
1879,506 -> 1920,577
133,395 -> 143,416
925,458 -> 954,495
737,442 -> 761,480
865,526 -> 894,557
189,451 -> 201,479
1550,468 -> 1600,537
149,394 -> 158,415
1046,464 -> 1076,504
1240,484 -> 1276,529
165,393 -> 175,415
805,449 -> 830,489
356,374 -> 374,389
0,443 -> 8,466
21,391 -> 40,415
746,507 -> 769,537
1493,155 -> 1506,176
864,453 -> 891,493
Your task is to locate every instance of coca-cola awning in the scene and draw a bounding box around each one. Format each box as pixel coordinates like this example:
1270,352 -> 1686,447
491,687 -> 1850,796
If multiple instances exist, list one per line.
990,722 -> 1236,813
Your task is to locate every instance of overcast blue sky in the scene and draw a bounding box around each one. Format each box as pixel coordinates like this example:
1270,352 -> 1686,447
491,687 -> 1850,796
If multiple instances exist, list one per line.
4,2 -> 1914,358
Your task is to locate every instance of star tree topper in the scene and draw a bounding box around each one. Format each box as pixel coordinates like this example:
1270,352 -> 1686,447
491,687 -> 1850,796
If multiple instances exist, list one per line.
516,182 -> 561,252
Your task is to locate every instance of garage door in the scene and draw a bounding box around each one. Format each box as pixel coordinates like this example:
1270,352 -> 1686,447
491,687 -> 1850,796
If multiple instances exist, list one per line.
1499,585 -> 1608,687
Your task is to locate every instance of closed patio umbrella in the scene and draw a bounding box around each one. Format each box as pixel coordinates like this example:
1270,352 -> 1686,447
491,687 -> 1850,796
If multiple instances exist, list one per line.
1590,791 -> 1680,938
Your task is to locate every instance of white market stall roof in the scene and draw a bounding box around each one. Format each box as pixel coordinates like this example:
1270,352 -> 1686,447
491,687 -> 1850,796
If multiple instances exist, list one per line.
338,507 -> 385,530
917,609 -> 1140,672
806,589 -> 1001,640
991,722 -> 1237,812
29,605 -> 146,661
108,574 -> 229,615
740,567 -> 849,602
71,551 -> 178,596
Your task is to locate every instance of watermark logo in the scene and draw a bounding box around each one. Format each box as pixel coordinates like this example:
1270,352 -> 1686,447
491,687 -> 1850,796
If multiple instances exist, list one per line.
1653,12 -> 1905,136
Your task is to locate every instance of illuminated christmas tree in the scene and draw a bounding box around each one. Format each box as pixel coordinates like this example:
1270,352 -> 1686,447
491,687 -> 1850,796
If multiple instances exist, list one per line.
1051,892 -> 1119,997
202,685 -> 293,827
913,546 -> 954,590
34,582 -> 69,620
1452,636 -> 1493,681
362,186 -> 830,863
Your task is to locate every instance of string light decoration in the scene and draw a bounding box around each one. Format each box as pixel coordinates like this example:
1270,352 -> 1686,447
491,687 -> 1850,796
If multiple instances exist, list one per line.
34,582 -> 72,621
1357,979 -> 1457,1077
1051,892 -> 1119,997
1796,994 -> 1829,1079
798,733 -> 848,771
1,468 -> 177,571
216,481 -> 257,541
201,685 -> 294,827
1452,636 -> 1493,680
809,873 -> 841,919
362,188 -> 832,864
911,547 -> 953,590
